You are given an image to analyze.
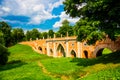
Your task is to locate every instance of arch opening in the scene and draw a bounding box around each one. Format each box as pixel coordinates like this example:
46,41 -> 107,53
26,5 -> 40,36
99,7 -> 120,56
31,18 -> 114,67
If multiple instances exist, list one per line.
57,44 -> 66,57
50,49 -> 53,56
84,50 -> 88,58
38,46 -> 42,51
70,50 -> 76,58
96,48 -> 112,57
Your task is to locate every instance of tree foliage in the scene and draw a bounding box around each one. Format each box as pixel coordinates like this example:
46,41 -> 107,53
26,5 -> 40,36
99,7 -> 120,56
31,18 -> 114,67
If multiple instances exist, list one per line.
42,32 -> 48,39
58,19 -> 74,37
31,29 -> 40,40
0,31 -> 5,45
12,28 -> 25,43
0,44 -> 10,65
0,22 -> 12,47
64,0 -> 120,44
48,30 -> 54,38
25,29 -> 42,40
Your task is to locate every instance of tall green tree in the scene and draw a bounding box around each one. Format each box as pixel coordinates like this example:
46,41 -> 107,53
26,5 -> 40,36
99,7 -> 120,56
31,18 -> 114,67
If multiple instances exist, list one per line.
39,32 -> 43,39
0,31 -> 5,45
42,32 -> 48,39
64,0 -> 120,44
12,28 -> 25,43
25,30 -> 31,41
0,44 -> 10,65
58,20 -> 74,37
48,29 -> 54,38
31,29 -> 40,40
0,22 -> 12,47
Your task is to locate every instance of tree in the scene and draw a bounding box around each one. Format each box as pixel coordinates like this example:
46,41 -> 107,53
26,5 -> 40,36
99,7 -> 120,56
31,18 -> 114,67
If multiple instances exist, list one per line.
48,30 -> 54,38
25,30 -> 31,41
58,20 -> 74,37
0,31 -> 5,45
39,32 -> 43,39
74,18 -> 105,44
0,44 -> 10,65
42,32 -> 48,39
63,0 -> 120,44
0,21 -> 12,47
12,28 -> 25,43
25,29 -> 40,40
31,29 -> 40,40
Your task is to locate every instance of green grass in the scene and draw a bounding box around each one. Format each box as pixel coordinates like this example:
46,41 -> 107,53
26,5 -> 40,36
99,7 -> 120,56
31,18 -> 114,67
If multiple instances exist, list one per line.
0,44 -> 58,80
0,44 -> 120,80
102,48 -> 112,54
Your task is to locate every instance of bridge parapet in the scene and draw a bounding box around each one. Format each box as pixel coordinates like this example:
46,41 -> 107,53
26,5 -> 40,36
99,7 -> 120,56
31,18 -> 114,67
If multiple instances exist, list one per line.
20,36 -> 120,58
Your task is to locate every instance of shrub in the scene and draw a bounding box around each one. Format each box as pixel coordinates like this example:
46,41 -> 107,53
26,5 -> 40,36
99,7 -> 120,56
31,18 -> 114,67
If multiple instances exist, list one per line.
0,44 -> 10,65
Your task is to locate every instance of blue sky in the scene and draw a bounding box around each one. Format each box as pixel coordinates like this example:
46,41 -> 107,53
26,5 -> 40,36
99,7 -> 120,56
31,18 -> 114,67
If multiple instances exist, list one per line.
0,0 -> 79,32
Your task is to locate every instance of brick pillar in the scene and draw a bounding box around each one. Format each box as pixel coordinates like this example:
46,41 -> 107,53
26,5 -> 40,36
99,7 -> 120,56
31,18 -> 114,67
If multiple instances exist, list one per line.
47,42 -> 50,56
66,41 -> 70,57
77,42 -> 82,58
77,41 -> 80,58
80,43 -> 83,58
53,42 -> 57,57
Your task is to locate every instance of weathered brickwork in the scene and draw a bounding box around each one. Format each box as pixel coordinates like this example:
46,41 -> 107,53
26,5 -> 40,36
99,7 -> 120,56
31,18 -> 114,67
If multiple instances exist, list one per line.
20,36 -> 120,58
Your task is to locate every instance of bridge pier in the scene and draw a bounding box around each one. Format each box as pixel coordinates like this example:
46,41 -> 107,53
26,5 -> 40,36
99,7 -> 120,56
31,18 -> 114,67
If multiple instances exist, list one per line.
66,40 -> 70,57
53,42 -> 57,57
77,42 -> 81,58
47,42 -> 50,56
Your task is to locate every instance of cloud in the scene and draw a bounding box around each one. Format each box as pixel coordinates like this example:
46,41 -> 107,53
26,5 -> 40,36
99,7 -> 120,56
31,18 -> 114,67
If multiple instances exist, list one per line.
48,0 -> 64,12
53,12 -> 79,28
1,6 -> 10,12
0,0 -> 64,25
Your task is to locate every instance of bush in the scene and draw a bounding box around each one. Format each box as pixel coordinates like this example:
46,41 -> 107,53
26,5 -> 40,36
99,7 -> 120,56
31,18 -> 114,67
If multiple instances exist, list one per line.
0,44 -> 10,65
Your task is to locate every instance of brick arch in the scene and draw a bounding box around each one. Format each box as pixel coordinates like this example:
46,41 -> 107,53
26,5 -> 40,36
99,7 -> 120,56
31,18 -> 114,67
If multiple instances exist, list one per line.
93,44 -> 114,57
83,50 -> 88,58
56,42 -> 66,51
38,46 -> 42,51
50,48 -> 53,56
56,43 -> 66,57
38,46 -> 43,53
70,50 -> 77,57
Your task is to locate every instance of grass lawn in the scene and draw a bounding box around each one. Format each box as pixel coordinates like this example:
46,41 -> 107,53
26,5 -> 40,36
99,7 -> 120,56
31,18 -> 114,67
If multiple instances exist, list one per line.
0,44 -> 120,80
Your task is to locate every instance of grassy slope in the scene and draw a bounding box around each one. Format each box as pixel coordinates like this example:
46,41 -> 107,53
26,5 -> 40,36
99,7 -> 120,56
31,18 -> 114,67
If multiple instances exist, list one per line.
0,44 -> 58,80
0,44 -> 120,80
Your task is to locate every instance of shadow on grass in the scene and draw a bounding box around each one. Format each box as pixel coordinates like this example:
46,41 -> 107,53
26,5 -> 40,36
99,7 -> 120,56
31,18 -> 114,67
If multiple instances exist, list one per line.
0,60 -> 27,71
71,51 -> 120,67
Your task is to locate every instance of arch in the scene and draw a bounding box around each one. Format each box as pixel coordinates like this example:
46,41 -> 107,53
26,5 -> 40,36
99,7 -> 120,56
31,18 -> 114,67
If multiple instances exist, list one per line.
56,44 -> 66,57
50,49 -> 53,56
70,50 -> 76,57
93,44 -> 114,57
38,46 -> 42,51
84,50 -> 88,58
96,48 -> 112,57
96,48 -> 103,57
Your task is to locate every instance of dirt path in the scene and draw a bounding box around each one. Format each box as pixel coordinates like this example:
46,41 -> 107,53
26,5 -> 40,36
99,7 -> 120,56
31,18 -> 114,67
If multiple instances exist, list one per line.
38,61 -> 70,80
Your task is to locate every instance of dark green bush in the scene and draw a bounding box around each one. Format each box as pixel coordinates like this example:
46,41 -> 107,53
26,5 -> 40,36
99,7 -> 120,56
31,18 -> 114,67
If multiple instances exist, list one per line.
0,44 -> 10,65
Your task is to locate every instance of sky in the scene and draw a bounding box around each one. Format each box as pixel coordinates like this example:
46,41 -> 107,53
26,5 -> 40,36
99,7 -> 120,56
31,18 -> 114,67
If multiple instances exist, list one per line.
0,0 -> 79,32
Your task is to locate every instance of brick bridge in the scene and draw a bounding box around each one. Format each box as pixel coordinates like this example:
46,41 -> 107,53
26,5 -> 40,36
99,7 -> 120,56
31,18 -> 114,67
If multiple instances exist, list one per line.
21,36 -> 120,58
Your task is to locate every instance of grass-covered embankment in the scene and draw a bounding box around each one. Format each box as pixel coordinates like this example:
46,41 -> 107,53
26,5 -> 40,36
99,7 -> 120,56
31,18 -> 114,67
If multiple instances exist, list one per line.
0,44 -> 56,80
0,44 -> 120,80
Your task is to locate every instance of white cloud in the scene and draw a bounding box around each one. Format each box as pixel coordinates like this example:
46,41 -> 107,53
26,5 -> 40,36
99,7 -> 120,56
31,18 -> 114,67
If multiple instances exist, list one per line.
0,0 -> 64,24
48,0 -> 64,12
1,6 -> 11,12
53,12 -> 79,28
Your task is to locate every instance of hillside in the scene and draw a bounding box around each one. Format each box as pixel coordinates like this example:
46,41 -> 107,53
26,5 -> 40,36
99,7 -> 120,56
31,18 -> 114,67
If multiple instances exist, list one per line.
0,44 -> 120,80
